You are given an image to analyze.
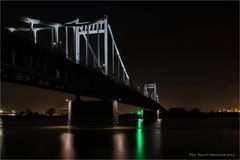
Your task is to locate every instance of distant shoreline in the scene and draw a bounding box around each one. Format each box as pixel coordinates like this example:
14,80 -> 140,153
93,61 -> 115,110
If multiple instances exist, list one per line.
1,112 -> 239,118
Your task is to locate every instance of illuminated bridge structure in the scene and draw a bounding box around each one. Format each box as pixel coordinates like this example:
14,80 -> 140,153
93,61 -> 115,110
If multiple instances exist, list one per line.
2,16 -> 167,127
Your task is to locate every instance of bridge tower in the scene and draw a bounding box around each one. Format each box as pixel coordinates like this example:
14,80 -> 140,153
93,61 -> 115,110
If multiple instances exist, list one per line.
143,83 -> 161,119
143,82 -> 159,103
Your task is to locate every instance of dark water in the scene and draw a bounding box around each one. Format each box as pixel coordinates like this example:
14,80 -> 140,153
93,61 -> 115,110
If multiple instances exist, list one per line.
0,118 -> 239,159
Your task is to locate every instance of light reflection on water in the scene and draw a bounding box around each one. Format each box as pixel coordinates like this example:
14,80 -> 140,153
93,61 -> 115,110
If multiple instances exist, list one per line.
113,132 -> 126,159
59,119 -> 148,159
60,131 -> 76,159
136,119 -> 144,159
152,119 -> 162,157
59,119 -> 163,159
0,118 -> 3,156
1,118 -> 238,159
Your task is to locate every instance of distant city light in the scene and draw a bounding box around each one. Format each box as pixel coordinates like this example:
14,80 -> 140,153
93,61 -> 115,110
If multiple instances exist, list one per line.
0,109 -> 16,116
11,110 -> 17,114
218,106 -> 240,113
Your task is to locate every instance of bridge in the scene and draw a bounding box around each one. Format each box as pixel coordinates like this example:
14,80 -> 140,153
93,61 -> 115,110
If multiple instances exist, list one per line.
1,16 -> 167,127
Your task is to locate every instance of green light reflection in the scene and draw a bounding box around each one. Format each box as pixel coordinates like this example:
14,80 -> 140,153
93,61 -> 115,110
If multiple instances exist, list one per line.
137,118 -> 142,128
136,119 -> 144,159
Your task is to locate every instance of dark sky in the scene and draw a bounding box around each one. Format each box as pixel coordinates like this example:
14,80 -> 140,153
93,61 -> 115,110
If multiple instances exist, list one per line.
1,1 -> 239,112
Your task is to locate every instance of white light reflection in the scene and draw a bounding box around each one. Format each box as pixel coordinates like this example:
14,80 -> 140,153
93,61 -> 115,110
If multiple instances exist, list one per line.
0,118 -> 3,154
157,118 -> 162,127
67,99 -> 72,126
60,132 -> 75,159
113,132 -> 126,159
152,119 -> 162,157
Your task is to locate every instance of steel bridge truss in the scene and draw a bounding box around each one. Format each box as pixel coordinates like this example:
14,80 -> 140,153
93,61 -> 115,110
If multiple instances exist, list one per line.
6,16 -> 130,85
144,83 -> 160,103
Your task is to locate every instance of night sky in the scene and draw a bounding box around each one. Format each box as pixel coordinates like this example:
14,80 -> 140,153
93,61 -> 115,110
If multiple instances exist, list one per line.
1,1 -> 239,113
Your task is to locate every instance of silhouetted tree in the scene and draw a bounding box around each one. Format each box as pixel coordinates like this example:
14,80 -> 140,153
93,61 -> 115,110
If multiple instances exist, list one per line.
33,112 -> 40,116
25,109 -> 33,116
19,111 -> 25,116
191,108 -> 200,113
46,108 -> 56,116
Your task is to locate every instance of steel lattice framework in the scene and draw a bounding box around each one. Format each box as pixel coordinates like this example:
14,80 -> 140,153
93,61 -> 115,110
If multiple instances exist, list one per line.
144,83 -> 160,103
6,16 -> 129,84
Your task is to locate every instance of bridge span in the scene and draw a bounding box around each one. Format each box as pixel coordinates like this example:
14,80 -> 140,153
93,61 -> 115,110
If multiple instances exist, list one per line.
2,16 -> 167,127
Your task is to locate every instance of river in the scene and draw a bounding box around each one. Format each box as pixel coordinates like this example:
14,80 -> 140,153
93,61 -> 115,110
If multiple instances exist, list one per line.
0,117 -> 239,159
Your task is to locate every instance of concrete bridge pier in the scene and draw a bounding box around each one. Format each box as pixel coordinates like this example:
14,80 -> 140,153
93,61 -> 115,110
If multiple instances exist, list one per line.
68,97 -> 119,128
142,109 -> 160,120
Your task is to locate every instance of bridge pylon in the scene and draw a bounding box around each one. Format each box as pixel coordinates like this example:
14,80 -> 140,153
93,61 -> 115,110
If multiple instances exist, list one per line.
68,96 -> 119,127
143,82 -> 160,103
142,82 -> 162,119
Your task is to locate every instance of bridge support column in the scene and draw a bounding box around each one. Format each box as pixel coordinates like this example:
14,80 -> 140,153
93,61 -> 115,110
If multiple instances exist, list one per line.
68,98 -> 119,127
143,109 -> 159,120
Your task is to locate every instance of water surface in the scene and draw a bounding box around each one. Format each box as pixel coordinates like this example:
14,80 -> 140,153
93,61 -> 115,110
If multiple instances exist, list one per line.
0,118 -> 239,159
